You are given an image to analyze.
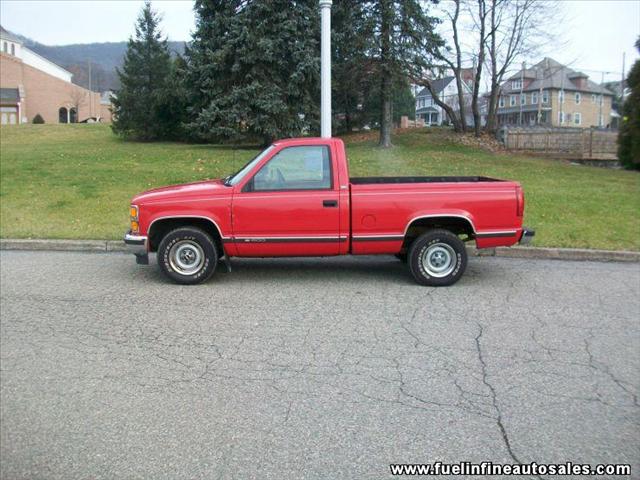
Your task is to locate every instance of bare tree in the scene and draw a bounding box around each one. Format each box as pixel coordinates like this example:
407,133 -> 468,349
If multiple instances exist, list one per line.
484,0 -> 559,132
436,0 -> 468,132
68,88 -> 87,123
470,0 -> 488,136
414,75 -> 464,132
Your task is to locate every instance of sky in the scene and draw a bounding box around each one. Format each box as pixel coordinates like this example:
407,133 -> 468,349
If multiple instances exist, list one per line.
0,0 -> 638,84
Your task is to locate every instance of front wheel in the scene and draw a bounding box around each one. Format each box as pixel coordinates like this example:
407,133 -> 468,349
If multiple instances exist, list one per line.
408,229 -> 467,286
157,227 -> 218,285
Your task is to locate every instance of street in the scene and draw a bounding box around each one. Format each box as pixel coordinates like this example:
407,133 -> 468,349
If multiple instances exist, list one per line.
1,251 -> 639,479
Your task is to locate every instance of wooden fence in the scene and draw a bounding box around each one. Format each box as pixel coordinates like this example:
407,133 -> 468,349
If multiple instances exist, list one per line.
499,127 -> 618,161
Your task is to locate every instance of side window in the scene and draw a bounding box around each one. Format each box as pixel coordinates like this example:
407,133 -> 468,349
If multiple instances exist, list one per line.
249,146 -> 331,192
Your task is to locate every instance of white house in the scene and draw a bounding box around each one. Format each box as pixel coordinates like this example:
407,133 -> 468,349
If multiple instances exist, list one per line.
415,75 -> 473,126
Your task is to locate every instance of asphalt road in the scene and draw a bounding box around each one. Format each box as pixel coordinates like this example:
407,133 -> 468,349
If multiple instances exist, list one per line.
1,251 -> 639,480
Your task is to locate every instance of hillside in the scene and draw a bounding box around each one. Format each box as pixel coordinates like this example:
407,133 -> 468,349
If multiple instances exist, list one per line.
9,29 -> 186,91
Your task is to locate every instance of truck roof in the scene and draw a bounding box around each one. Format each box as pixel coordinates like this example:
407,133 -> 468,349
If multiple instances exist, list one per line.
273,137 -> 343,147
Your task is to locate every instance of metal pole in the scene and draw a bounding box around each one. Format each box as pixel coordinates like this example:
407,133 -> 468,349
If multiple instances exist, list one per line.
621,52 -> 626,112
519,61 -> 525,125
320,0 -> 332,138
599,71 -> 604,127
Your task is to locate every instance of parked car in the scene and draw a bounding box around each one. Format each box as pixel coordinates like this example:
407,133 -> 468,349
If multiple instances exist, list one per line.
124,137 -> 533,286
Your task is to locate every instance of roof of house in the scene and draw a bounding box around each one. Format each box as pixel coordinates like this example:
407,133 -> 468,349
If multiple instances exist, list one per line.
416,76 -> 455,97
0,26 -> 22,44
0,88 -> 19,102
502,58 -> 612,95
416,106 -> 439,114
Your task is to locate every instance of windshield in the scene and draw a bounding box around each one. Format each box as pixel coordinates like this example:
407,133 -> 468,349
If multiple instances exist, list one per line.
225,146 -> 275,186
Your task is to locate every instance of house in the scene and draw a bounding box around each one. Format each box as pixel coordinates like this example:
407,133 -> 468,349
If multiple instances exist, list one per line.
494,58 -> 613,128
415,74 -> 473,126
0,26 -> 111,125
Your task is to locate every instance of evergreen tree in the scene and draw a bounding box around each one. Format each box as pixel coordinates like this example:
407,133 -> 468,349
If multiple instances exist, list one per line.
618,38 -> 640,169
186,0 -> 320,144
111,2 -> 174,140
331,0 -> 374,133
369,0 -> 442,147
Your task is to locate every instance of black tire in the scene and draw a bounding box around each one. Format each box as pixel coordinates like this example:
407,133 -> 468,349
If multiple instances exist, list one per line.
408,229 -> 467,286
157,227 -> 218,285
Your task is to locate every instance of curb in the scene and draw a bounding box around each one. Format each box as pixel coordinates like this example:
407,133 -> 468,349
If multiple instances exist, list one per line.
1,239 -> 639,263
467,245 -> 640,263
0,239 -> 129,253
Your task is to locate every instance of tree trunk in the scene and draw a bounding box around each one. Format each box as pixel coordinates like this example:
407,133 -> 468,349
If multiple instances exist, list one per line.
378,0 -> 393,148
485,0 -> 498,132
451,0 -> 467,132
472,0 -> 486,137
422,80 -> 462,133
486,80 -> 499,132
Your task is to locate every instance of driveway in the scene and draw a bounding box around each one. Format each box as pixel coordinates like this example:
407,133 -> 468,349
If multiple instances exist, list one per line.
1,251 -> 639,479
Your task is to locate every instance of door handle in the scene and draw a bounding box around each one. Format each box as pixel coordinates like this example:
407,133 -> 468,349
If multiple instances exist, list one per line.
323,200 -> 338,207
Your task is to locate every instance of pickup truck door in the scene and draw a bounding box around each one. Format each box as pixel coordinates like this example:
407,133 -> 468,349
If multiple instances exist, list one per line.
230,144 -> 344,256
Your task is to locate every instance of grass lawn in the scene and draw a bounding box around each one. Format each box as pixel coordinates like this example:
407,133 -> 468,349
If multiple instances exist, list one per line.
1,124 -> 638,250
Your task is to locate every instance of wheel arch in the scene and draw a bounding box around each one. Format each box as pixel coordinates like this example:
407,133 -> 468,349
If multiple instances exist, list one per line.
147,215 -> 225,255
401,214 -> 476,252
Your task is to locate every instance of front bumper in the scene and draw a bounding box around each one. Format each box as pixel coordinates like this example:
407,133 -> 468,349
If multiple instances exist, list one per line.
519,228 -> 535,245
124,232 -> 149,264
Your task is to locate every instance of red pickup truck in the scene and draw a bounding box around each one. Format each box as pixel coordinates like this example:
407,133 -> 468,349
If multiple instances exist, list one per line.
124,137 -> 533,286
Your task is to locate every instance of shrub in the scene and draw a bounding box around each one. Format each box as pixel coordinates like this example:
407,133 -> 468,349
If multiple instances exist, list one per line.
32,114 -> 45,124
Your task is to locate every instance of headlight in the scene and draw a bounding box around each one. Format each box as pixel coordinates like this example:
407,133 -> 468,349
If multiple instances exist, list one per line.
130,205 -> 139,233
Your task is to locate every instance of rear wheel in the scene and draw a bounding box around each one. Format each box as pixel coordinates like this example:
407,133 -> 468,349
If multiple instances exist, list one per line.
408,229 -> 467,286
157,227 -> 218,285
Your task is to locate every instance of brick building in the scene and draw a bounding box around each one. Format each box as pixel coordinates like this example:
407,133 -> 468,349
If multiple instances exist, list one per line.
494,58 -> 613,128
0,26 -> 111,125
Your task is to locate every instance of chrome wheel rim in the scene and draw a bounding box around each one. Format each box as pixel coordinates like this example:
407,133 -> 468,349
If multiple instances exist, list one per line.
169,240 -> 205,276
421,243 -> 456,278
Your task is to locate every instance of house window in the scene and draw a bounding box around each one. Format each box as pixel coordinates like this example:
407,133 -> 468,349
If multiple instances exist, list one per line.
591,94 -> 597,103
542,90 -> 549,104
558,111 -> 564,124
575,93 -> 581,104
510,95 -> 516,107
2,42 -> 7,53
558,91 -> 564,103
10,43 -> 15,56
574,112 -> 581,125
599,114 -> 604,127
499,96 -> 505,108
520,93 -> 526,105
426,98 -> 432,107
532,92 -> 538,104
512,80 -> 522,90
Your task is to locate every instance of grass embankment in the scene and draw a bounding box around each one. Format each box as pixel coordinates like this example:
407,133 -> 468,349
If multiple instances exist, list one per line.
1,124 -> 638,250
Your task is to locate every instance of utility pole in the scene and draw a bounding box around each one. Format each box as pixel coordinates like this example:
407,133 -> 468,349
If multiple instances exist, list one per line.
518,61 -> 525,125
319,0 -> 332,138
537,64 -> 543,125
559,66 -> 564,126
414,84 -> 418,126
621,52 -> 626,111
599,71 -> 604,127
88,60 -> 92,117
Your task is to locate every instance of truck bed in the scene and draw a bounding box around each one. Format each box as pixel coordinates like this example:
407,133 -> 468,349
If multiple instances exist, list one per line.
349,176 -> 522,254
350,176 -> 503,184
